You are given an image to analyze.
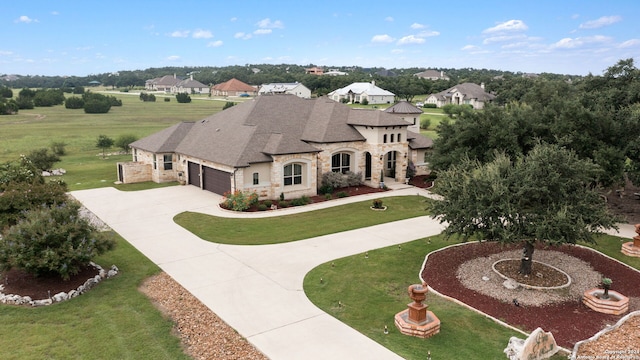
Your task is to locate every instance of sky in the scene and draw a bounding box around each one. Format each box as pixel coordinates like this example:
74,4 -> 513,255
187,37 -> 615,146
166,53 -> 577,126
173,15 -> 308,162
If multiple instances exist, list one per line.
1,0 -> 639,77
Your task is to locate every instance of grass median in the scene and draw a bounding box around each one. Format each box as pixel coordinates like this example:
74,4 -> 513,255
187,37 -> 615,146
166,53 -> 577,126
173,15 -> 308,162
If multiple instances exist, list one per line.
174,195 -> 428,245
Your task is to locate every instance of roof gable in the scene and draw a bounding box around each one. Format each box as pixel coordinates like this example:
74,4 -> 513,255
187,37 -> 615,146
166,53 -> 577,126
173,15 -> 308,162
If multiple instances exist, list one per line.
384,101 -> 423,114
213,78 -> 256,92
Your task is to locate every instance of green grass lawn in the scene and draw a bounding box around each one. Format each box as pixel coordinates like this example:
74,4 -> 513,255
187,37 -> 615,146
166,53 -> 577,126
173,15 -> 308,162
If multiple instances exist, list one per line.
174,196 -> 428,245
304,233 -> 637,360
0,234 -> 190,360
0,93 -> 225,190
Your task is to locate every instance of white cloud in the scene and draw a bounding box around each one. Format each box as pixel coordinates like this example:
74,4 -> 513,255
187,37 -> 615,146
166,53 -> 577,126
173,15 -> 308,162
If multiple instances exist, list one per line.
618,39 -> 640,48
167,55 -> 181,61
254,29 -> 272,35
230,17 -> 237,22
170,30 -> 189,38
397,35 -> 425,45
207,40 -> 223,47
461,45 -> 480,51
385,16 -> 394,22
483,34 -> 526,44
417,30 -> 439,37
551,35 -> 611,49
192,29 -> 213,39
579,15 -> 621,29
51,11 -> 59,15
391,49 -> 404,54
371,34 -> 395,43
256,18 -> 284,29
0,50 -> 14,56
16,15 -> 37,23
411,23 -> 425,29
483,20 -> 528,33
234,32 -> 252,40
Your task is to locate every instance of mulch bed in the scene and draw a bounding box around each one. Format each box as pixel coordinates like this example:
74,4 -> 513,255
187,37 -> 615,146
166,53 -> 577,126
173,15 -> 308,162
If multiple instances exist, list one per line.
1,265 -> 99,300
422,241 -> 640,349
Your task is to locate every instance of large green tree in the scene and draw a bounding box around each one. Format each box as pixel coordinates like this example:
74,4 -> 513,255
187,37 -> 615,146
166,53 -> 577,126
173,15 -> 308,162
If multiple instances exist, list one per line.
429,143 -> 620,275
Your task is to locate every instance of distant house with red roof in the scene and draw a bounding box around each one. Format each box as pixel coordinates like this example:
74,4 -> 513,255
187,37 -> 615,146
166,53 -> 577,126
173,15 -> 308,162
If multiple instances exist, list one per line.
211,78 -> 257,97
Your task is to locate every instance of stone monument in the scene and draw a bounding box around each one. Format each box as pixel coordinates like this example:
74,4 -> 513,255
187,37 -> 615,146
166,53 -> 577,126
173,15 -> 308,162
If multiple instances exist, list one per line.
394,282 -> 440,338
503,327 -> 559,360
621,223 -> 640,257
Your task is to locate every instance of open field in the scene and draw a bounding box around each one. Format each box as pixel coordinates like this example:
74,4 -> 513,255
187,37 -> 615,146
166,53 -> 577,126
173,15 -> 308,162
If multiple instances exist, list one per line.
0,93 -> 228,190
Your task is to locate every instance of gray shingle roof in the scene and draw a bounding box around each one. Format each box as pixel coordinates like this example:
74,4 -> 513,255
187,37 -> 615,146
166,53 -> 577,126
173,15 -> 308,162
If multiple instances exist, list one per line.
384,101 -> 423,114
135,95 -> 415,168
431,83 -> 496,101
407,130 -> 433,149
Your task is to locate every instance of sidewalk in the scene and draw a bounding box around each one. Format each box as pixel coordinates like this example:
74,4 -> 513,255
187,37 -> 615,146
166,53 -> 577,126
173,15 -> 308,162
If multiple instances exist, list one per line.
71,185 -> 446,360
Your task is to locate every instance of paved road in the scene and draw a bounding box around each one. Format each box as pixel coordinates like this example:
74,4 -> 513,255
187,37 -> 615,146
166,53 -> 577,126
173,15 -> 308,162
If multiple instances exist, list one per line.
71,185 -> 447,360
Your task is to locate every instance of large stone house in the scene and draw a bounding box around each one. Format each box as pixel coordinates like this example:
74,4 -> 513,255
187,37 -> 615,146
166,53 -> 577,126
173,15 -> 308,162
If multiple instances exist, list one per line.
211,78 -> 257,97
145,74 -> 209,94
118,95 -> 432,200
414,69 -> 449,81
257,82 -> 311,98
425,82 -> 495,109
327,81 -> 395,104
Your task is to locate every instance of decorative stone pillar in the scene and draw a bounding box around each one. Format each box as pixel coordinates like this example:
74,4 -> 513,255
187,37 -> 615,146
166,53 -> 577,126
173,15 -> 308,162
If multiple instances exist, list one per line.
394,282 -> 440,338
621,224 -> 640,257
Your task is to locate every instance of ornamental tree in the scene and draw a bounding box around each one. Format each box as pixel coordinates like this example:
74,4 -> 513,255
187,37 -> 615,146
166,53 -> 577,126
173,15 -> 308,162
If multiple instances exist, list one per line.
429,142 -> 620,275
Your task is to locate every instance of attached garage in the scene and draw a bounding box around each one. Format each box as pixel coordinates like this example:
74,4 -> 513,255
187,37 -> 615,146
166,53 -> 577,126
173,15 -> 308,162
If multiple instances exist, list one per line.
187,161 -> 200,187
202,166 -> 231,195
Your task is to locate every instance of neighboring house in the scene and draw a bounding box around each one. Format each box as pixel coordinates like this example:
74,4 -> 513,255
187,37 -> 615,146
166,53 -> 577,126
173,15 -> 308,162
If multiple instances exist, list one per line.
305,67 -> 324,75
118,95 -> 433,200
172,75 -> 210,94
384,101 -> 432,175
258,82 -> 311,98
146,74 -> 181,92
328,81 -> 395,104
324,69 -> 349,76
211,78 -> 257,97
425,82 -> 496,110
414,70 -> 450,81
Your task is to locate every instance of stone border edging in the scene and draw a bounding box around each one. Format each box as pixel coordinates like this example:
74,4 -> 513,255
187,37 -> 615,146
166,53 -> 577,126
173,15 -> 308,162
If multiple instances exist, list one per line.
418,241 -> 572,354
0,262 -> 119,307
570,310 -> 640,360
491,258 -> 572,290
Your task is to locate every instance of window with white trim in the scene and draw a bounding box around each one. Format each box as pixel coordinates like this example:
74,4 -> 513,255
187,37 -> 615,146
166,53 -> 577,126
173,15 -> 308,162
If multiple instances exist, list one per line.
284,163 -> 302,186
253,172 -> 259,185
331,153 -> 351,173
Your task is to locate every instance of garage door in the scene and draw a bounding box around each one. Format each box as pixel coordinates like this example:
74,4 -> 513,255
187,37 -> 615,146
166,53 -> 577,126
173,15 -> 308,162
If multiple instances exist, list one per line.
187,161 -> 200,186
202,166 -> 231,195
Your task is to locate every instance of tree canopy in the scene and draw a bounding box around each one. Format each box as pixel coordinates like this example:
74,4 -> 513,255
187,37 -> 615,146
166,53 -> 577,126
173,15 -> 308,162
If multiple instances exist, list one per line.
429,143 -> 620,274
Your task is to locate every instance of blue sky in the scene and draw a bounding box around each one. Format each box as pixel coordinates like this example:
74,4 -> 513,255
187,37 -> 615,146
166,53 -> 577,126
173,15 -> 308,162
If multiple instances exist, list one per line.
1,0 -> 639,76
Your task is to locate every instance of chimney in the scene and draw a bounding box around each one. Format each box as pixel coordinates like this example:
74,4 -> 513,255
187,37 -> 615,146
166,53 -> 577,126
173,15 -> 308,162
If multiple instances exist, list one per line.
190,74 -> 193,80
174,73 -> 176,79
440,71 -> 444,77
480,82 -> 485,90
371,80 -> 376,86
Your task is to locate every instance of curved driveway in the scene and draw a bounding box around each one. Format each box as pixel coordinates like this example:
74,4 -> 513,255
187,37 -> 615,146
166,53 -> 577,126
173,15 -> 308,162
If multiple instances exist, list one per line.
71,185 -> 447,359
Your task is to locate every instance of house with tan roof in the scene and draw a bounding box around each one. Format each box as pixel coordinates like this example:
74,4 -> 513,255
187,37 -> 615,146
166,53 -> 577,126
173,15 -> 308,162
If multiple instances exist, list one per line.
211,78 -> 257,97
414,69 -> 449,81
426,82 -> 496,109
117,95 -> 432,200
328,81 -> 395,104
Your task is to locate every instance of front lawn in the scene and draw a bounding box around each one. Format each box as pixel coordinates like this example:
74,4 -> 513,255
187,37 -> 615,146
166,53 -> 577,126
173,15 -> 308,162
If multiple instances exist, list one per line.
174,196 -> 427,245
0,234 -> 189,359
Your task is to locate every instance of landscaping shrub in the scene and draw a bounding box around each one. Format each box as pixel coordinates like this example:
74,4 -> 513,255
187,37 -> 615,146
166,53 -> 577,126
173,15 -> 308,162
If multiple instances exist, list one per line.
406,160 -> 416,178
176,93 -> 191,103
0,99 -> 18,115
0,180 -> 68,229
420,117 -> 431,130
33,89 -> 65,107
26,148 -> 60,171
115,134 -> 138,153
257,204 -> 268,211
0,200 -> 115,280
290,198 -> 305,206
15,95 -> 34,109
278,200 -> 289,208
64,96 -> 85,109
263,200 -> 272,208
372,198 -> 384,209
336,191 -> 349,198
361,98 -> 369,105
424,103 -> 437,108
223,101 -> 236,110
139,92 -> 156,102
345,171 -> 363,186
164,97 -> 170,102
84,99 -> 112,113
50,141 -> 67,156
318,184 -> 333,195
324,193 -> 333,200
321,171 -> 348,189
221,190 -> 259,211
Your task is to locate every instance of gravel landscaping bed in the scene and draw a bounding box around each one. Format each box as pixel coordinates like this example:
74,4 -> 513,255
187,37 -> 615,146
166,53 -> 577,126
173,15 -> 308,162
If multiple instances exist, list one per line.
422,241 -> 640,349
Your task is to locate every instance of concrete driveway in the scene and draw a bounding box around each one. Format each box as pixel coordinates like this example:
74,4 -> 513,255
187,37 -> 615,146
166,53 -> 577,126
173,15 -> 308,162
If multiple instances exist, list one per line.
71,185 -> 446,360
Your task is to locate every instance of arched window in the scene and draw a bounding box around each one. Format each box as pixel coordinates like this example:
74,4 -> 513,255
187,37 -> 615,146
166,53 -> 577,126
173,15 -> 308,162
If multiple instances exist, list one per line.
284,163 -> 302,185
397,133 -> 401,142
383,134 -> 387,143
331,153 -> 351,173
390,134 -> 395,142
